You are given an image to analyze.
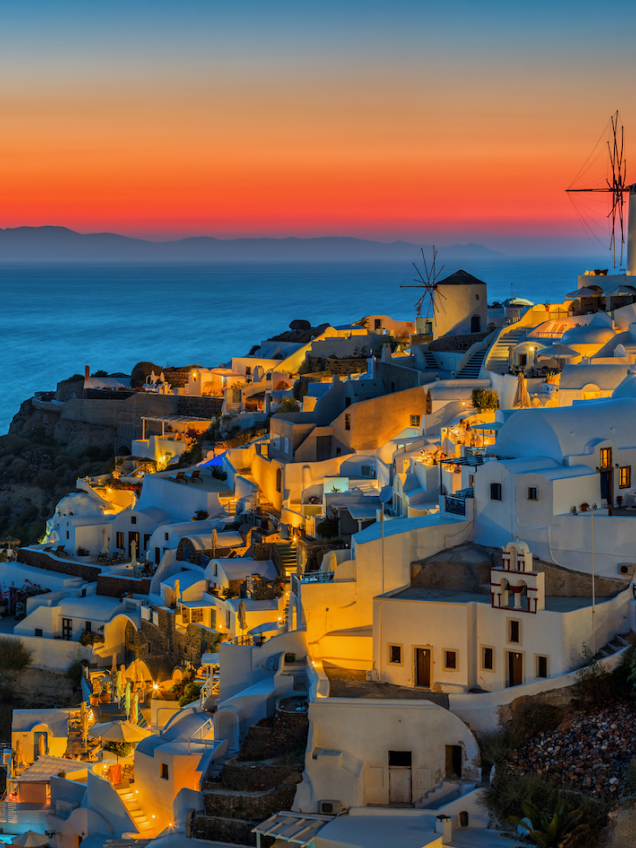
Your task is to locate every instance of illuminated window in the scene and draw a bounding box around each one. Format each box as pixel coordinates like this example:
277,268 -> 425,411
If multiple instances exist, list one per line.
443,650 -> 457,670
410,415 -> 421,427
620,466 -> 631,488
388,644 -> 402,664
600,447 -> 612,468
116,532 -> 124,549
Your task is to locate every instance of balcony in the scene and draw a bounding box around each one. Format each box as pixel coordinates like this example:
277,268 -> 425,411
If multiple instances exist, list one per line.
291,571 -> 335,595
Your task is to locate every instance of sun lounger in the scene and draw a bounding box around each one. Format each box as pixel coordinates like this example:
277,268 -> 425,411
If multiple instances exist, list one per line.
169,471 -> 186,483
54,545 -> 65,555
188,470 -> 202,483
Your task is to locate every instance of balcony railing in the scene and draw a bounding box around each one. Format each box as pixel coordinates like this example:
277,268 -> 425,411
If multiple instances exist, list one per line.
444,496 -> 467,516
291,571 -> 335,595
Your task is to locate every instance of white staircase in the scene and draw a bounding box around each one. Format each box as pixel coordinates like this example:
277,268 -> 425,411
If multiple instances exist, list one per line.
484,324 -> 528,373
116,784 -> 156,835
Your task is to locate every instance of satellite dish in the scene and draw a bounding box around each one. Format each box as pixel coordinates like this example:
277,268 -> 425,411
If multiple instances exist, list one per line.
379,486 -> 394,504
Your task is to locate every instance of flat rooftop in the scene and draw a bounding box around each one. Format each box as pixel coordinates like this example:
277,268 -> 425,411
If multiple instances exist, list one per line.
388,585 -> 615,612
324,668 -> 449,707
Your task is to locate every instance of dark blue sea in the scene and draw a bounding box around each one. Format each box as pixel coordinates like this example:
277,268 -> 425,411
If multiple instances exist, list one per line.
0,257 -> 600,435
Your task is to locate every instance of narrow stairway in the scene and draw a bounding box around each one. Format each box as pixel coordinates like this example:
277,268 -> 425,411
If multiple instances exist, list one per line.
484,325 -> 528,373
276,540 -> 298,576
596,633 -> 630,660
422,350 -> 437,370
116,784 -> 156,836
455,348 -> 487,379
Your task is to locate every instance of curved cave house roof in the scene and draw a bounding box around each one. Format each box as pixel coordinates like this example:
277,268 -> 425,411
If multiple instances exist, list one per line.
493,397 -> 636,464
558,363 -> 631,391
612,367 -> 636,399
561,314 -> 615,347
435,269 -> 487,287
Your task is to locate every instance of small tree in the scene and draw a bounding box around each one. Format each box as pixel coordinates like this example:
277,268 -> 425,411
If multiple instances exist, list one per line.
0,637 -> 33,671
179,682 -> 203,707
471,388 -> 499,412
509,791 -> 586,848
277,398 -> 300,413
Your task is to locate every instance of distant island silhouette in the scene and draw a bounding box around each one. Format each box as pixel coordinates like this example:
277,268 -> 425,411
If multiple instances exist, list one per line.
0,226 -> 504,261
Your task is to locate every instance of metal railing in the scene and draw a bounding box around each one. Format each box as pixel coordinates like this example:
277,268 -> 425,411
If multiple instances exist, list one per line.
444,496 -> 467,516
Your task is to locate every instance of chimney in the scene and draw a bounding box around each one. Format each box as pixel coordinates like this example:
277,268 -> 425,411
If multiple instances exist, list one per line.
85,364 -> 90,380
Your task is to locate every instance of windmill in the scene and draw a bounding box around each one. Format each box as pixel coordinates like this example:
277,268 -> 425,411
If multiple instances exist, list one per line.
400,246 -> 445,328
566,111 -> 633,268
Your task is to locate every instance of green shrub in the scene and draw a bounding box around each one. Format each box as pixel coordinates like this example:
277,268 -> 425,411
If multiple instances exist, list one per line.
484,771 -> 606,845
78,630 -> 104,646
316,516 -> 339,540
276,398 -> 300,413
479,722 -> 526,770
192,510 -> 209,521
519,701 -> 564,738
66,659 -> 87,689
179,682 -> 202,707
575,648 -> 623,706
0,638 -> 33,671
104,741 -> 133,758
471,387 -> 499,411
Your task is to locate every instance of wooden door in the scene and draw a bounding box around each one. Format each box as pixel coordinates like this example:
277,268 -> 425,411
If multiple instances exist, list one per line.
388,751 -> 412,805
508,651 -> 523,687
415,648 -> 431,688
62,618 -> 72,641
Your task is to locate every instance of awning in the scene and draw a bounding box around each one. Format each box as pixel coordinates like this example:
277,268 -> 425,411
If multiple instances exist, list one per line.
18,755 -> 85,782
566,286 -> 603,297
253,812 -> 332,847
470,422 -> 503,431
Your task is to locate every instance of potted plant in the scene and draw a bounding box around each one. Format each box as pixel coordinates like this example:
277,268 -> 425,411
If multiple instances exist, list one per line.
580,502 -> 590,512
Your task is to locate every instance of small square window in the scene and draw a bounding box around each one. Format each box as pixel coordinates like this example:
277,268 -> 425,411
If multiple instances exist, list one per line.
536,655 -> 548,679
35,628 -> 43,638
410,415 -> 421,427
509,620 -> 520,644
160,763 -> 169,780
490,483 -> 502,501
388,644 -> 402,664
528,487 -> 538,501
482,647 -> 493,670
444,650 -> 457,670
620,466 -> 631,489
131,516 -> 137,524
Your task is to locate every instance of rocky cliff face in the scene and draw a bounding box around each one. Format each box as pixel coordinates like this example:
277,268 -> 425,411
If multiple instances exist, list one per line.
1,397 -> 116,546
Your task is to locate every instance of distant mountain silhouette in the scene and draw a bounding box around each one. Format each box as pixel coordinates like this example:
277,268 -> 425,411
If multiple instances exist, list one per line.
0,226 -> 504,262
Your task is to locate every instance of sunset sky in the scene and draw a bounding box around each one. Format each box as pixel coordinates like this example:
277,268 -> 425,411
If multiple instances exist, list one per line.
3,0 -> 636,254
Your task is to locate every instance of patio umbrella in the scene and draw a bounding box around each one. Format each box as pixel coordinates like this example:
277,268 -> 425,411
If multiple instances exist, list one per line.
536,344 -> 579,361
37,735 -> 46,757
125,681 -> 131,716
130,693 -> 139,725
80,702 -> 89,744
87,719 -> 151,761
605,284 -> 636,296
116,669 -> 124,702
566,286 -> 603,298
14,738 -> 24,768
111,653 -> 117,678
508,345 -> 515,368
88,719 -> 151,743
513,372 -> 531,409
174,579 -> 181,607
238,600 -> 247,632
101,527 -> 108,556
11,832 -> 50,847
131,539 -> 137,568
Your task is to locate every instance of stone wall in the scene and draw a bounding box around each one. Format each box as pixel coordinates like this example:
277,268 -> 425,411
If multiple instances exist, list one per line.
125,612 -> 217,665
177,396 -> 223,417
96,573 -> 151,598
428,331 -> 490,352
220,759 -> 303,792
202,783 -> 297,820
193,814 -> 274,847
17,549 -> 100,582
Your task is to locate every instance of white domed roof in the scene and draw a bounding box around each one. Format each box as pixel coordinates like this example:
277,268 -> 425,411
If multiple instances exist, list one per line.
561,319 -> 614,347
612,368 -> 636,399
56,490 -> 106,517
